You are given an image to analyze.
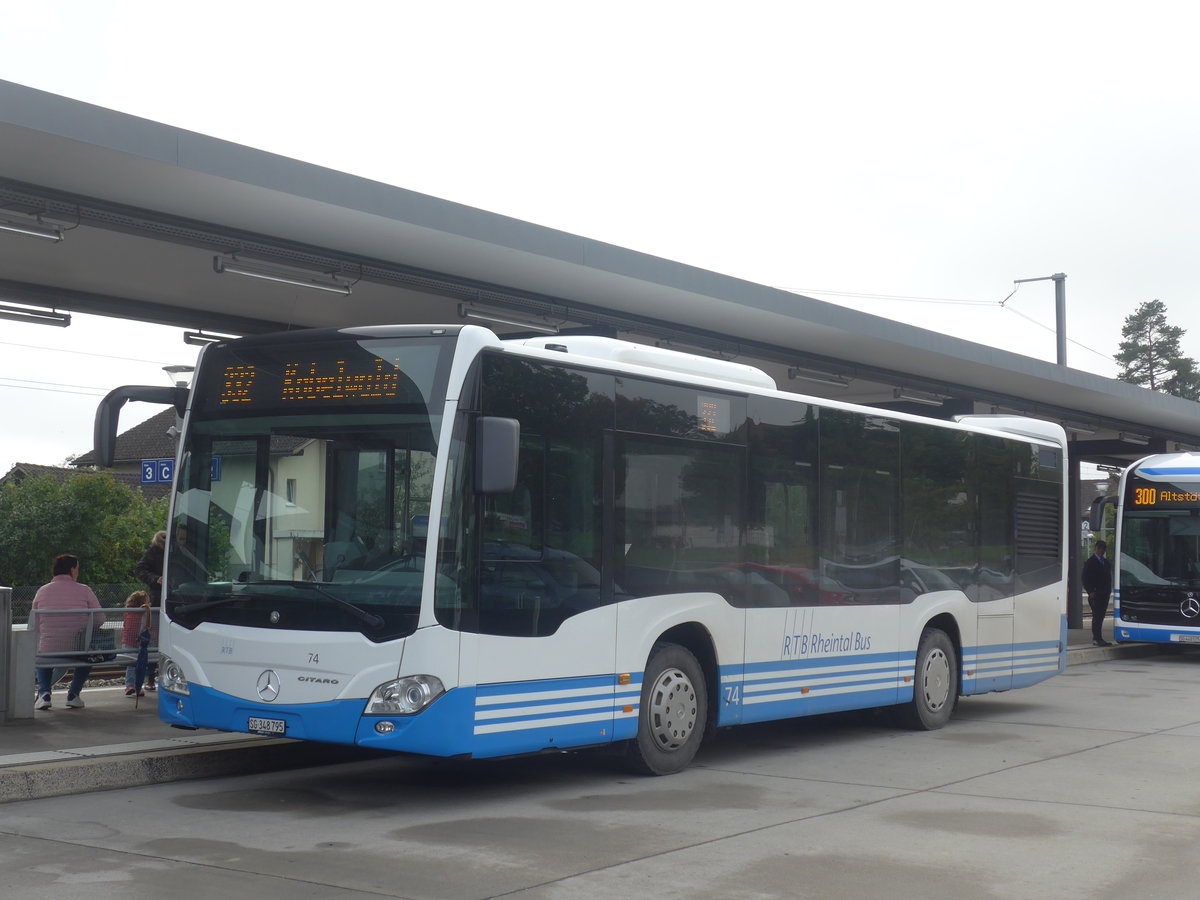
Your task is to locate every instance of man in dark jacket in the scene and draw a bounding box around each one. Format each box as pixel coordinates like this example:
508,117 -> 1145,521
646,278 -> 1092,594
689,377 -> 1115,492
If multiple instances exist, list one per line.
1082,540 -> 1113,647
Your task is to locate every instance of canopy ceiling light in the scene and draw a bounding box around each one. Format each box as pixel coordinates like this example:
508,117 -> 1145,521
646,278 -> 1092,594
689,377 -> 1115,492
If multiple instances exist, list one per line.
0,302 -> 71,327
213,255 -> 353,295
893,388 -> 945,406
0,214 -> 64,242
1062,422 -> 1096,436
458,302 -> 560,334
787,367 -> 850,388
1119,433 -> 1150,446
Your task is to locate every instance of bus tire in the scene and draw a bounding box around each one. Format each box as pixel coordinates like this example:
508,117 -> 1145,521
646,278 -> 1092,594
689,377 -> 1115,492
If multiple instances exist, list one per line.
898,627 -> 957,730
627,642 -> 707,776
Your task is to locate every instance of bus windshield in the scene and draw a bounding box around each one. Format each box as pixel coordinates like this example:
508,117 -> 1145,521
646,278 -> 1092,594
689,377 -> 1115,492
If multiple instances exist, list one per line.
165,332 -> 455,640
1121,474 -> 1200,588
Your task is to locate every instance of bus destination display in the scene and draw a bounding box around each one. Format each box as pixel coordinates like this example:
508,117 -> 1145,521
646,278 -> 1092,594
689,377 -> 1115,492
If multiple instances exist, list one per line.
1130,484 -> 1200,507
198,339 -> 448,413
218,358 -> 403,405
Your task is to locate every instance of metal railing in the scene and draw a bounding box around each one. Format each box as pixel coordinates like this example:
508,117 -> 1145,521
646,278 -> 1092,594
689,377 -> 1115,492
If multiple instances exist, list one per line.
27,606 -> 160,667
5,583 -> 145,624
3,595 -> 160,724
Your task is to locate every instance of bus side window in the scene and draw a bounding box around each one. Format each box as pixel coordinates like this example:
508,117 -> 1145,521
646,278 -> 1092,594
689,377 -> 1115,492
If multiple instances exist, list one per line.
746,395 -> 818,607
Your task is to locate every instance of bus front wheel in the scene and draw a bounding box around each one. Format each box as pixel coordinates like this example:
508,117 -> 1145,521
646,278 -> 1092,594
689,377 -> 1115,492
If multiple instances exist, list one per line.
898,628 -> 957,730
628,642 -> 707,776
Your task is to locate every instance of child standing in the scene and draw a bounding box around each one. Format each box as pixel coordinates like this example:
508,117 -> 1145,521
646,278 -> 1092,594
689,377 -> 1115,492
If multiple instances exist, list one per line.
121,590 -> 154,697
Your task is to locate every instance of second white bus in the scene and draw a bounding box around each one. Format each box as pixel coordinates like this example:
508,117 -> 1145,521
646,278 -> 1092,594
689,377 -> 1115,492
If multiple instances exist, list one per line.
1105,452 -> 1200,645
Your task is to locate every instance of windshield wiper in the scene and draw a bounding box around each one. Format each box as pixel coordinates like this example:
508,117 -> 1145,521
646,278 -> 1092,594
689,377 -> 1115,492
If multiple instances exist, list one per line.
259,580 -> 386,630
173,582 -> 385,630
173,594 -> 241,616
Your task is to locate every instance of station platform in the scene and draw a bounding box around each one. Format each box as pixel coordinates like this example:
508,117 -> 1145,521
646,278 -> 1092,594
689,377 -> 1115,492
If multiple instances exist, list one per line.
0,617 -> 1159,803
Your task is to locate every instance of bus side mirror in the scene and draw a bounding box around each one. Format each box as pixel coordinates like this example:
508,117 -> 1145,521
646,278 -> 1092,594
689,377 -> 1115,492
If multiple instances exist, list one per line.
93,385 -> 188,467
1088,495 -> 1114,532
476,416 -> 519,494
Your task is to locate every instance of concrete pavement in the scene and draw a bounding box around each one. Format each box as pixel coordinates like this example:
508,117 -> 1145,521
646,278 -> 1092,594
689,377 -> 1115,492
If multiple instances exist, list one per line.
0,616 -> 1165,803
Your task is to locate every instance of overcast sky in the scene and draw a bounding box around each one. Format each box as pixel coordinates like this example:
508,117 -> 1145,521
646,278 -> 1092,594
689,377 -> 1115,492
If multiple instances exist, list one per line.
2,1 -> 1198,474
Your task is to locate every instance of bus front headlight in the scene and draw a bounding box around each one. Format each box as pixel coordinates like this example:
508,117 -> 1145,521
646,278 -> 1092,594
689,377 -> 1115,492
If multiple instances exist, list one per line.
159,656 -> 190,696
366,675 -> 445,715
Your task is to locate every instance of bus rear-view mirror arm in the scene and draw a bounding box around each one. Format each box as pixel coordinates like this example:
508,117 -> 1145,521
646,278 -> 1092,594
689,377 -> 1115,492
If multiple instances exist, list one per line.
476,416 -> 519,494
1088,494 -> 1116,532
93,384 -> 189,468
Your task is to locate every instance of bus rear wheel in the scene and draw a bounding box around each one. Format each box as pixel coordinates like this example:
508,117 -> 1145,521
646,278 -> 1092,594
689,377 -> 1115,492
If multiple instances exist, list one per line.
898,627 -> 957,730
628,642 -> 707,776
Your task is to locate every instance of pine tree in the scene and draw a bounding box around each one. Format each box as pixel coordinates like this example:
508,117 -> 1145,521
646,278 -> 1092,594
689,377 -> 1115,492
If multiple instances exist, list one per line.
1164,357 -> 1200,401
1115,300 -> 1200,397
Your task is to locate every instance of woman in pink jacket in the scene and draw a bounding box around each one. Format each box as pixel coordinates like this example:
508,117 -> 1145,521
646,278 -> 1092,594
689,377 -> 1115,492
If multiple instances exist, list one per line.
30,554 -> 102,710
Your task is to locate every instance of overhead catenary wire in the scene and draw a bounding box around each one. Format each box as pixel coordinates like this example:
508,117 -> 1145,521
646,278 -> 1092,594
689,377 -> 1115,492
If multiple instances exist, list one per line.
782,283 -> 1116,365
0,335 -> 197,399
1,374 -> 109,393
0,380 -> 108,397
0,337 -> 186,367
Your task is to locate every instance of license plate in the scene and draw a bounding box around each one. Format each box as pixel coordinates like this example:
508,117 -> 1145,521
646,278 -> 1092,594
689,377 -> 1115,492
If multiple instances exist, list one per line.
1175,634 -> 1200,644
247,716 -> 287,735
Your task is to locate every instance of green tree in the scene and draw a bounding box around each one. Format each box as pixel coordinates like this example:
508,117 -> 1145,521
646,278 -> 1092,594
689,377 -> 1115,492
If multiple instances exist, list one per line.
0,472 -> 168,586
1115,299 -> 1200,397
1163,357 -> 1200,402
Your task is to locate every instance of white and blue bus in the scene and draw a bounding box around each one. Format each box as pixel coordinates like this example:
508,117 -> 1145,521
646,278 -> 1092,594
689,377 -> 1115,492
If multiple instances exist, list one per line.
1102,452 -> 1200,645
96,325 -> 1068,774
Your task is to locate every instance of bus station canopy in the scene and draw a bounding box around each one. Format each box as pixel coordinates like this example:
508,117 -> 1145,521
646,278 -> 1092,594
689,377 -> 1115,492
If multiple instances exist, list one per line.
1,78 -> 1197,466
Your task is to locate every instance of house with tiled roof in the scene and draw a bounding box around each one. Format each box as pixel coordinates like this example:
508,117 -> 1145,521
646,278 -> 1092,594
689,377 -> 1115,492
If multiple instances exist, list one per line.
71,408 -> 178,473
1,462 -> 171,501
1,409 -> 178,499
0,459 -> 170,498
66,407 -> 179,499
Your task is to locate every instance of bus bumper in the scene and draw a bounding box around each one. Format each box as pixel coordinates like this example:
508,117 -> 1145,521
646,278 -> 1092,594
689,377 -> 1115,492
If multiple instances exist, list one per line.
157,684 -> 476,757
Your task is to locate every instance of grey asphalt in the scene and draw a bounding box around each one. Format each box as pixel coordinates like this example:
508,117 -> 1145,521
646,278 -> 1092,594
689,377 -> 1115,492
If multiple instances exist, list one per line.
0,615 -> 1152,804
6,618 -> 1200,900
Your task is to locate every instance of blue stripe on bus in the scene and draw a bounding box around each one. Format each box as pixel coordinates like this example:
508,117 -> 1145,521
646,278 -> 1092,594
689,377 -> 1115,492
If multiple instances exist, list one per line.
746,673 -> 902,701
738,685 -> 905,724
470,673 -> 642,758
741,649 -> 913,675
1114,621 -> 1200,644
713,652 -> 908,725
960,635 -> 1063,694
1138,467 -> 1200,476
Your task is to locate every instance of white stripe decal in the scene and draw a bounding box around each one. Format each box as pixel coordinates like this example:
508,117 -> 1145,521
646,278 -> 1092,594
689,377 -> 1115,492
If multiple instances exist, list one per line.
475,696 -> 617,720
741,660 -> 900,682
476,683 -> 619,706
473,709 -> 620,735
744,671 -> 898,694
744,680 -> 904,705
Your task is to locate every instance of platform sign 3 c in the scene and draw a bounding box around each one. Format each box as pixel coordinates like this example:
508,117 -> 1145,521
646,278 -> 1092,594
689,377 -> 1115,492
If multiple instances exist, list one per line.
141,457 -> 221,484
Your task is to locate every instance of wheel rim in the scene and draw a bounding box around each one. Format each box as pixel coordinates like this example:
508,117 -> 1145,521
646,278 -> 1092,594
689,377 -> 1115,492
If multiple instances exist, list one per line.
647,666 -> 699,751
921,647 -> 951,712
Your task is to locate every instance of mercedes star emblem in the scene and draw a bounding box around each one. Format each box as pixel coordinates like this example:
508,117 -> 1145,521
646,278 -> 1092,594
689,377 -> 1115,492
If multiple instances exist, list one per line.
257,669 -> 281,702
1181,596 -> 1200,619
